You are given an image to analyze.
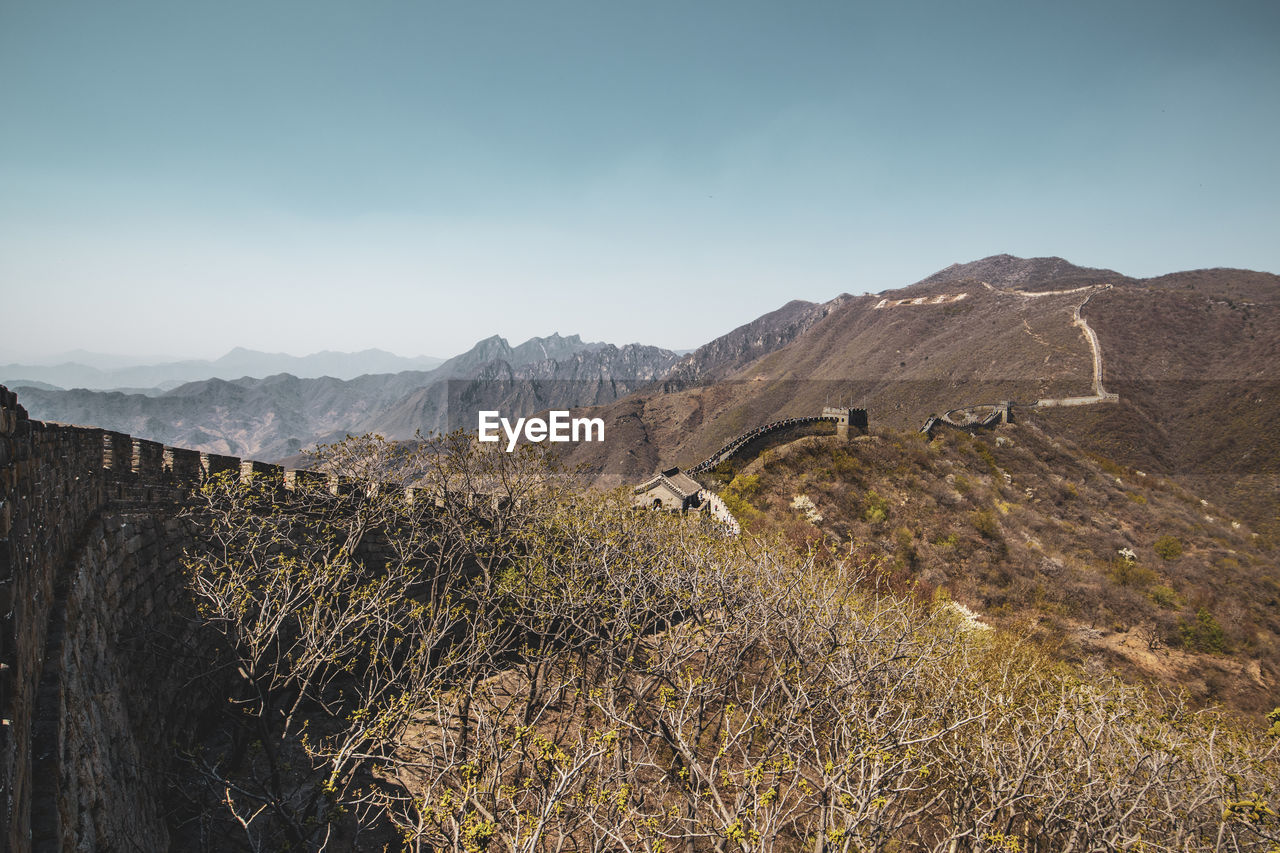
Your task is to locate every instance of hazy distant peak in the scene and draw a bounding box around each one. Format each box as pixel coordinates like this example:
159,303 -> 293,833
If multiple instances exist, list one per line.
0,347 -> 447,390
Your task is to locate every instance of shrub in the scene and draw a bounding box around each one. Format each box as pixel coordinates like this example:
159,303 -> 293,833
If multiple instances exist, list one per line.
973,441 -> 999,474
1148,584 -> 1182,609
174,431 -> 1280,851
863,489 -> 889,525
1153,535 -> 1184,560
1180,607 -> 1230,654
971,509 -> 1000,540
1108,558 -> 1158,590
722,473 -> 762,522
830,448 -> 858,479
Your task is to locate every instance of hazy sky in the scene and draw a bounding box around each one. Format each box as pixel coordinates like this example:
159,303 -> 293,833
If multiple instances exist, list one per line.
2,0 -> 1277,362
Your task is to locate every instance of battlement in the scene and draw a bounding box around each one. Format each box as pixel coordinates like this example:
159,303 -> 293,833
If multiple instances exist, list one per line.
0,385 -> 498,851
820,407 -> 869,438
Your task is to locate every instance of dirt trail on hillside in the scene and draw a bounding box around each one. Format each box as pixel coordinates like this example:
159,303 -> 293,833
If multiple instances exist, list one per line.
982,281 -> 1119,407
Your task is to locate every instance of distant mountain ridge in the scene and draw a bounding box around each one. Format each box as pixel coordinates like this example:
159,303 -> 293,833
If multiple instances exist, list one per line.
0,347 -> 446,391
11,254 -> 1278,537
367,341 -> 677,440
13,334 -> 677,460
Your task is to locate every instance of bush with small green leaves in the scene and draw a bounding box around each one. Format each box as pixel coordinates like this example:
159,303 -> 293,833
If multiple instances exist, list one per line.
1148,584 -> 1182,608
1180,607 -> 1230,654
971,508 -> 1000,540
863,489 -> 889,524
1154,535 -> 1184,560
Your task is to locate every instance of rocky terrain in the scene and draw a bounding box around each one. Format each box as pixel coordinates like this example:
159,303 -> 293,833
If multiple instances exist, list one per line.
707,422 -> 1279,713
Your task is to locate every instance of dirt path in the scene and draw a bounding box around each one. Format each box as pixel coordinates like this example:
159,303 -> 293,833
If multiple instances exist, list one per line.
982,281 -> 1119,407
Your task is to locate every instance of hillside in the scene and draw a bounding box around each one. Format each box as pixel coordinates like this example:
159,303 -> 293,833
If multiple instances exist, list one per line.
1032,270 -> 1280,537
709,423 -> 1279,713
560,254 -> 1280,537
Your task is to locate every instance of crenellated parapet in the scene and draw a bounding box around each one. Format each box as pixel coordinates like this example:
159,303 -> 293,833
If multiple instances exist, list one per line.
686,410 -> 863,476
920,401 -> 1014,438
0,385 -> 503,852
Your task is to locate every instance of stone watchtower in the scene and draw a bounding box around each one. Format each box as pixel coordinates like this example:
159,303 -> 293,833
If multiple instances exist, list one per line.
822,407 -> 869,440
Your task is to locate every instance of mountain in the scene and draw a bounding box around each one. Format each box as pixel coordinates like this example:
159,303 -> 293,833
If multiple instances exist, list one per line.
13,334 -> 677,460
660,298 -> 841,388
366,342 -> 678,439
559,255 -> 1280,537
0,347 -> 446,391
427,332 -> 607,379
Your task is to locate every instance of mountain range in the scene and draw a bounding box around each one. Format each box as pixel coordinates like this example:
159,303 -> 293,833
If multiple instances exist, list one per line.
12,333 -> 678,460
12,254 -> 1278,540
0,347 -> 446,391
8,253 -> 1279,711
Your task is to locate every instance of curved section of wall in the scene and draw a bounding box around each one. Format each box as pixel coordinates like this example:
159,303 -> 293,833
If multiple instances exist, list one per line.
0,388 -> 225,852
2,389 -> 110,851
688,416 -> 836,474
0,383 -> 516,851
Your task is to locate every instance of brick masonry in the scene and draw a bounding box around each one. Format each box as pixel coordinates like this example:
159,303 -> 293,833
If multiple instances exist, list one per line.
0,386 -> 255,852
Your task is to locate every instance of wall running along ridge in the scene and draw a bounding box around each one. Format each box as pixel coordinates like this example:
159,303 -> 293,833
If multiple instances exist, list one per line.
0,384 -> 408,852
0,383 -> 539,851
0,384 -> 236,851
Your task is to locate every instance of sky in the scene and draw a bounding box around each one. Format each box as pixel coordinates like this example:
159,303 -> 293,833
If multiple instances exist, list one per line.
2,0 -> 1278,363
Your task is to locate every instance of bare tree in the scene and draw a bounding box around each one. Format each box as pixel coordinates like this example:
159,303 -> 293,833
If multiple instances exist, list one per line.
175,433 -> 1280,851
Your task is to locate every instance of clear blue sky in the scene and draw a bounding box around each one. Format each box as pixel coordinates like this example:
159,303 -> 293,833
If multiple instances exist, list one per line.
2,0 -> 1277,362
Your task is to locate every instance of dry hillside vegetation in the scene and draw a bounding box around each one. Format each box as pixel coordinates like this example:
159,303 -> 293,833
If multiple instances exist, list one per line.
562,257 -> 1280,543
172,435 -> 1278,851
1051,272 -> 1280,539
706,421 -> 1280,715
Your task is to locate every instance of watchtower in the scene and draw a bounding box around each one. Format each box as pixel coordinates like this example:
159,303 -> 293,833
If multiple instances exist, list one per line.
822,407 -> 869,440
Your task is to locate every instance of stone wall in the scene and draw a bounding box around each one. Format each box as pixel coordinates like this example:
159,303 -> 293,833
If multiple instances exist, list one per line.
1,387 -> 109,852
687,415 -> 838,475
0,382 -> 519,851
1,386 -> 252,852
50,512 -> 214,852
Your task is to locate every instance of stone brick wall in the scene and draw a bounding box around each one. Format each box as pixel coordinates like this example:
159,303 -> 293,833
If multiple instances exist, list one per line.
49,512 -> 215,852
2,387 -> 109,852
1,386 -> 250,852
0,383 -> 453,851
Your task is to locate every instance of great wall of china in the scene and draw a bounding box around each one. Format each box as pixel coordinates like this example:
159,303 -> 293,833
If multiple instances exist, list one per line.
0,284 -> 1125,848
1,384 -> 209,851
981,281 -> 1120,407
0,385 -> 532,852
686,407 -> 869,475
645,281 -> 1121,493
